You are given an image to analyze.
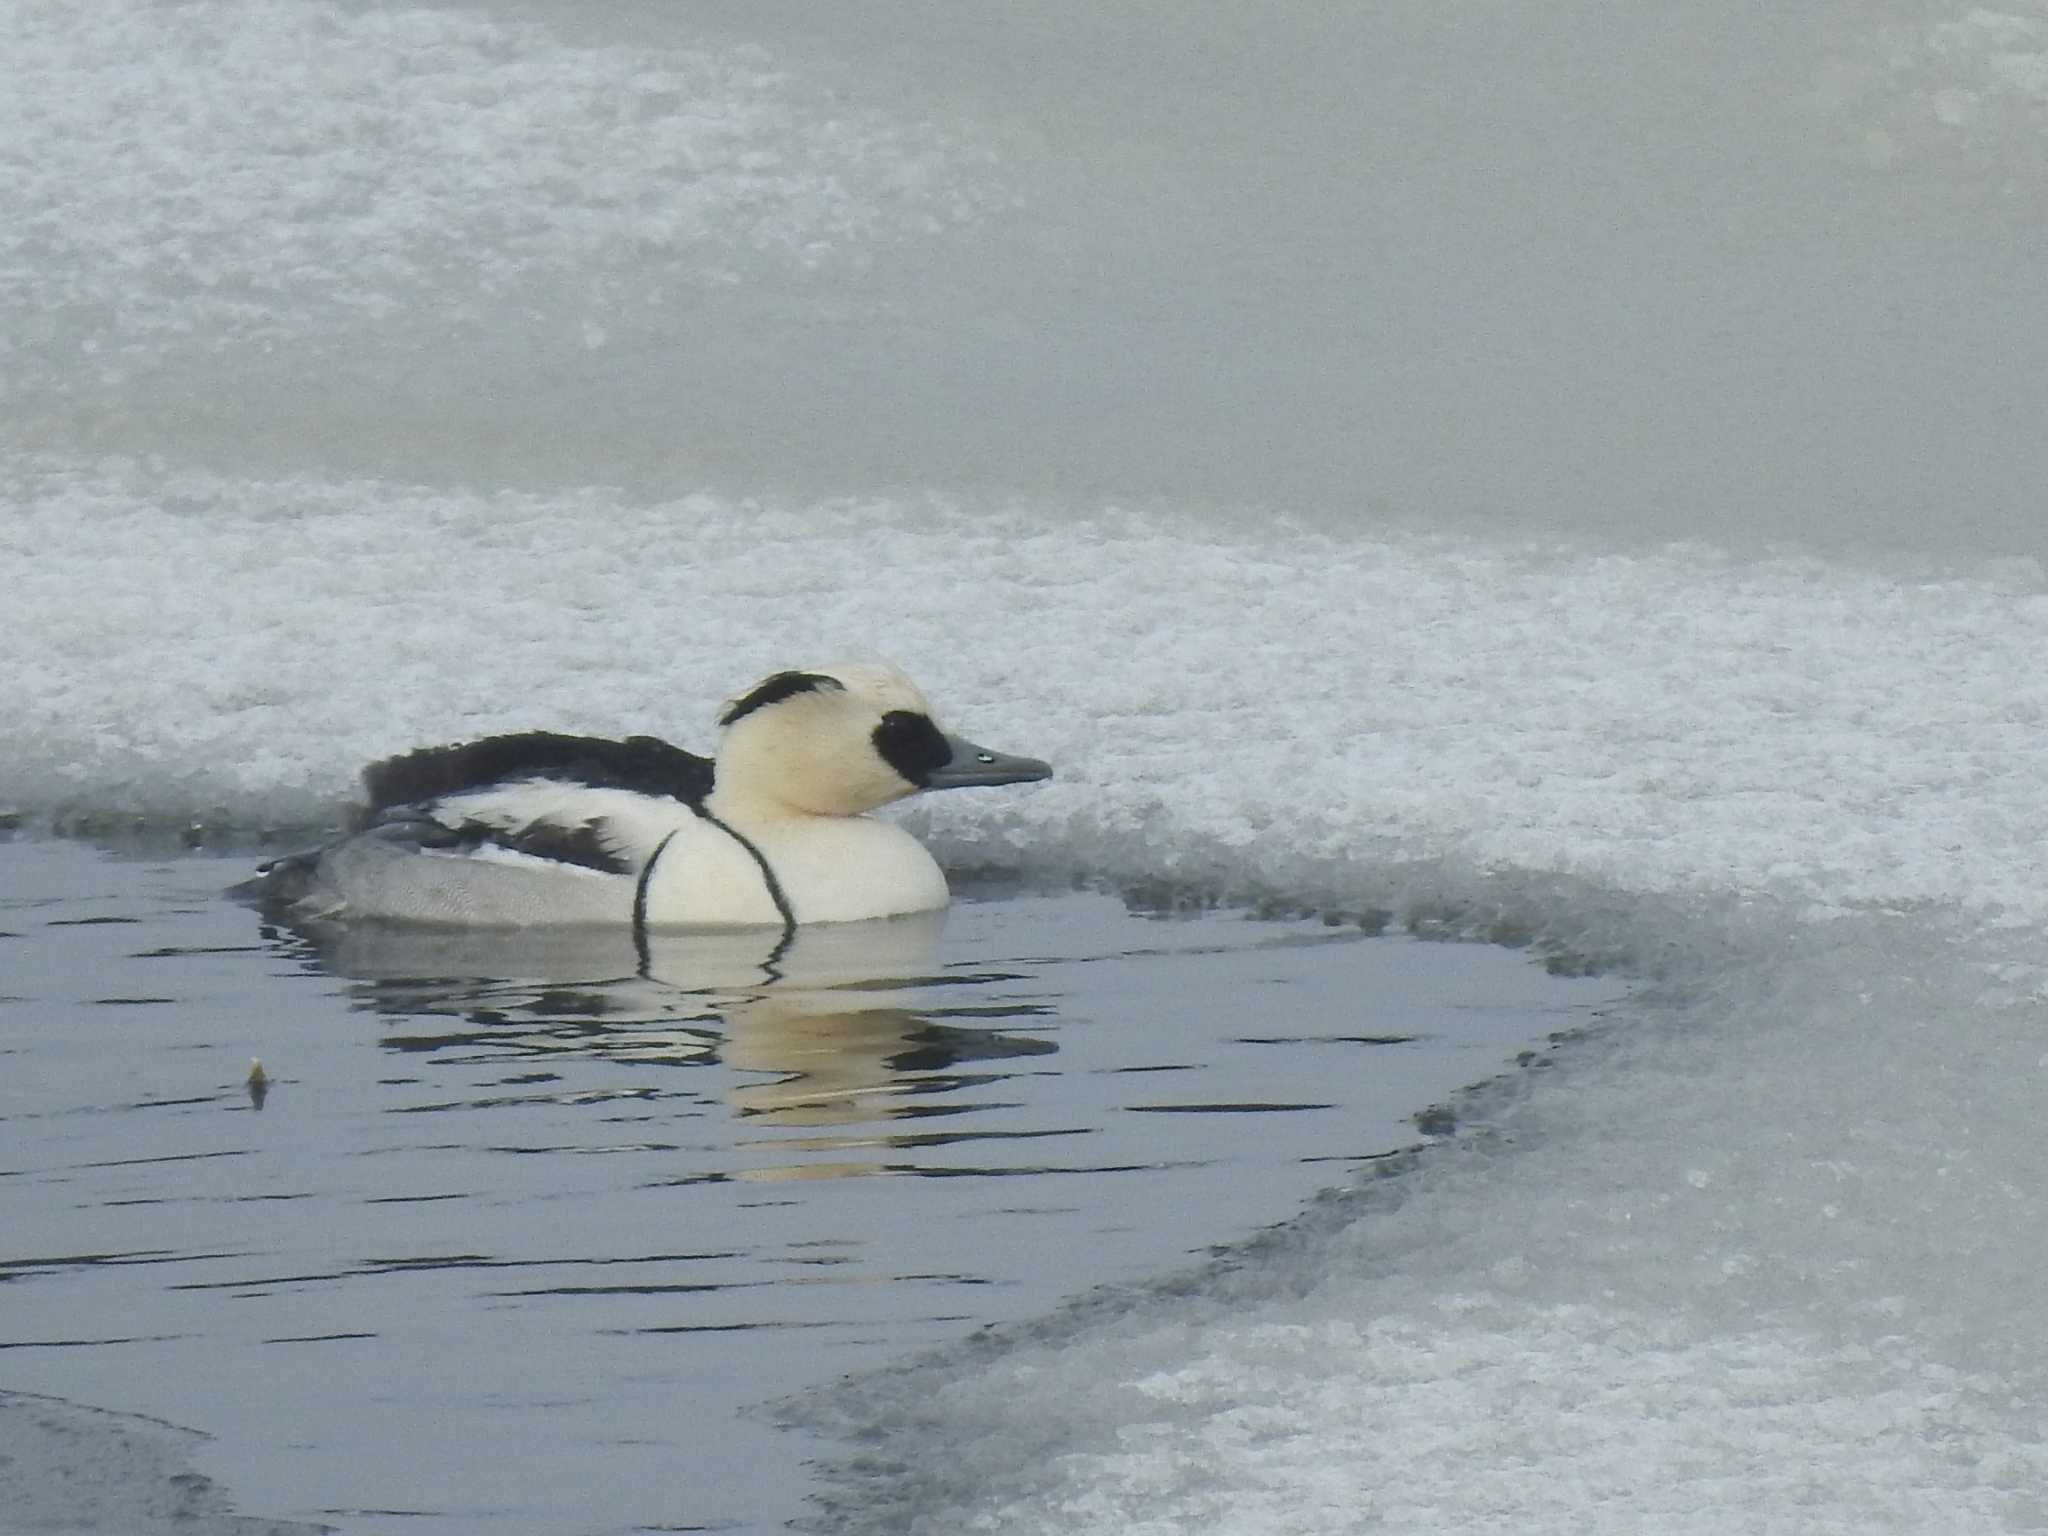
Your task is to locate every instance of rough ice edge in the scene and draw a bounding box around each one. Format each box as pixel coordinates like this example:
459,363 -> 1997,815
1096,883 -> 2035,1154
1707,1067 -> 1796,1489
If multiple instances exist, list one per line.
0,1390 -> 329,1535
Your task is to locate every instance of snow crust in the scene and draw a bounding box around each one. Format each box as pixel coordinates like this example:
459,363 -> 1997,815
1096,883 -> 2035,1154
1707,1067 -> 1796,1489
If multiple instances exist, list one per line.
6,461 -> 2047,926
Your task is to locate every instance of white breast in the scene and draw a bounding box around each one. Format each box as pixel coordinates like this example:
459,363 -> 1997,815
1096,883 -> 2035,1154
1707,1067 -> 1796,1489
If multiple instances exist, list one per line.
642,811 -> 947,927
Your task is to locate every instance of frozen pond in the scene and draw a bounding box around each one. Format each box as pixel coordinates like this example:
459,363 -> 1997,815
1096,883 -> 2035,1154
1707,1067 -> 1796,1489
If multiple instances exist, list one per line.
10,1 -> 2048,1528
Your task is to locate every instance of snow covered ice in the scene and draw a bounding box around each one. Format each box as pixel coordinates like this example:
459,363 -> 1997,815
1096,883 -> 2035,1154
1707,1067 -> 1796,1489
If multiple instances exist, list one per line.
6,0 -> 2048,1531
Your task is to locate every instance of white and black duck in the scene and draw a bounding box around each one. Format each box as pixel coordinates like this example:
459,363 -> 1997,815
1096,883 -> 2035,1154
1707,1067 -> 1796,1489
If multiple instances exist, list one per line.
249,664 -> 1052,931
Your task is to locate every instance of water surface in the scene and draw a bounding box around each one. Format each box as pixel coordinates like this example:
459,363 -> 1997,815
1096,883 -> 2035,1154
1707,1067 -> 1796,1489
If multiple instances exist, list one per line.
0,839 -> 1620,1534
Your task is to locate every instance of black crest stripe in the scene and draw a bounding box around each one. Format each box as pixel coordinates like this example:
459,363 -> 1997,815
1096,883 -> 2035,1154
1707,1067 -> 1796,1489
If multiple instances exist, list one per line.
718,671 -> 844,728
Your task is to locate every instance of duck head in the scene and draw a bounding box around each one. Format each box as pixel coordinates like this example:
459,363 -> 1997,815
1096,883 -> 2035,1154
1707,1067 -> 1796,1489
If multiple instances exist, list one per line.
711,663 -> 1052,818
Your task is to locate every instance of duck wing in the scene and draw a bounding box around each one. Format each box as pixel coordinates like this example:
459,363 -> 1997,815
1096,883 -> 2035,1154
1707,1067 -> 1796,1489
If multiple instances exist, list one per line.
355,732 -> 713,878
362,730 -> 714,814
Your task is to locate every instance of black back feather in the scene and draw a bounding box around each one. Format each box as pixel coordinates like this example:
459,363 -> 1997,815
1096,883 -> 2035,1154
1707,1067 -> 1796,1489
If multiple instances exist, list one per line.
361,731 -> 715,815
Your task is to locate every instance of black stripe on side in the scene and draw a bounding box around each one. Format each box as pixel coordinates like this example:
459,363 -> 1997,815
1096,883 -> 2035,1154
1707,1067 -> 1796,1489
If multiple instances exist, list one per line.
699,810 -> 797,934
632,829 -> 680,974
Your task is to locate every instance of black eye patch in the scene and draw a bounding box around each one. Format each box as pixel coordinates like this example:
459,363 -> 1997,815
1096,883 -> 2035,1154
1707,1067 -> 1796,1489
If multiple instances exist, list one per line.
872,710 -> 953,786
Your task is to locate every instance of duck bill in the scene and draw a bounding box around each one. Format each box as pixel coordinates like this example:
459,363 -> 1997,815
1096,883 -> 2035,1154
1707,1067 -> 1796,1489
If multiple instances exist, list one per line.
923,734 -> 1054,790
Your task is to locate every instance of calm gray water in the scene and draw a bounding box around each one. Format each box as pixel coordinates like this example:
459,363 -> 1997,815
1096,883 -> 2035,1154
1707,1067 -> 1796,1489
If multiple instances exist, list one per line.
0,838 -> 1621,1534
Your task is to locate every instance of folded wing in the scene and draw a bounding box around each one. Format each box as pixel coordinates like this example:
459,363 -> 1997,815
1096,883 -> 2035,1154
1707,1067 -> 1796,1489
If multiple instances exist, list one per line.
358,732 -> 714,878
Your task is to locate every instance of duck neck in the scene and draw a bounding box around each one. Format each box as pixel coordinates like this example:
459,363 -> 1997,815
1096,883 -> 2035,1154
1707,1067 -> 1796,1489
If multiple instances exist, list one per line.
703,783 -> 850,839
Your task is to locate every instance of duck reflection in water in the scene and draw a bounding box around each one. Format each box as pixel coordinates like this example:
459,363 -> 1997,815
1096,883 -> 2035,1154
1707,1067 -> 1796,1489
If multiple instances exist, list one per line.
261,909 -> 1056,1165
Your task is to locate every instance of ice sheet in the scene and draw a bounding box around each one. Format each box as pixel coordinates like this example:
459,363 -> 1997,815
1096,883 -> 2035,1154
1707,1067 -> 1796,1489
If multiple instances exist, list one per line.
9,0 -> 2048,1530
0,0 -> 1012,380
11,0 -> 2048,536
0,1390 -> 325,1536
1815,2 -> 2048,180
